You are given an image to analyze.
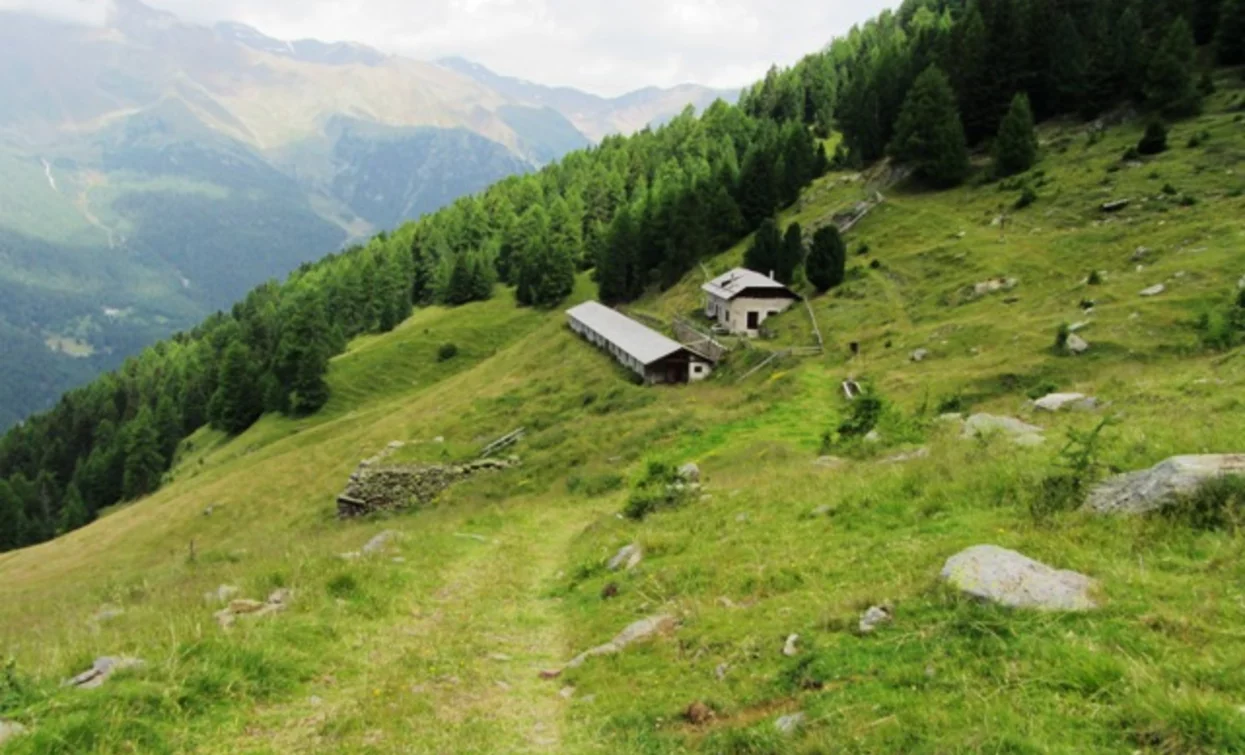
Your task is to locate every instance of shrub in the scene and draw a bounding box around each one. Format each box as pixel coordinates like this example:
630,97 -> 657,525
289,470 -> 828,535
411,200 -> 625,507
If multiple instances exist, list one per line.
1179,194 -> 1198,207
1014,185 -> 1038,209
623,461 -> 691,520
437,343 -> 459,362
1159,475 -> 1245,532
837,387 -> 885,438
857,242 -> 871,256
1137,121 -> 1169,155
1053,323 -> 1071,355
1122,146 -> 1142,162
1087,270 -> 1104,286
937,394 -> 967,414
1029,419 -> 1114,522
1161,182 -> 1179,196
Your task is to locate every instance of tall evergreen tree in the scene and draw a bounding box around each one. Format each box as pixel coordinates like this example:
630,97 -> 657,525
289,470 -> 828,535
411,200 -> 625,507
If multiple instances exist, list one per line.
889,66 -> 971,188
1216,0 -> 1245,64
744,218 -> 783,277
122,408 -> 165,501
994,93 -> 1039,178
597,206 -> 640,304
443,254 -> 476,306
806,226 -> 847,293
1146,17 -> 1202,116
778,223 -> 805,285
274,293 -> 333,416
1050,14 -> 1091,116
57,483 -> 90,534
0,479 -> 25,551
208,341 -> 262,434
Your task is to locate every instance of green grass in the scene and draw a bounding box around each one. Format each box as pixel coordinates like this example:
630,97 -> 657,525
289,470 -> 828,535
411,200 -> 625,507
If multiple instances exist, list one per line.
2,81 -> 1245,753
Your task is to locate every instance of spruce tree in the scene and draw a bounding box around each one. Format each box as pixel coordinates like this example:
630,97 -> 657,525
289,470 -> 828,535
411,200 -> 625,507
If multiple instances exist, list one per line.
889,66 -> 971,188
778,223 -> 805,285
1216,0 -> 1245,64
122,408 -> 166,500
1051,14 -> 1090,116
806,226 -> 847,292
597,207 -> 639,304
57,483 -> 90,534
443,254 -> 475,306
274,293 -> 333,416
744,218 -> 783,277
0,479 -> 25,551
208,341 -> 262,434
1146,18 -> 1202,117
994,93 -> 1039,178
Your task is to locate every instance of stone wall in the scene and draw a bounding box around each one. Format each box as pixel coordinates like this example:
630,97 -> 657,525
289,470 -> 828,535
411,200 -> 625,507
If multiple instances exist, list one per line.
337,456 -> 519,518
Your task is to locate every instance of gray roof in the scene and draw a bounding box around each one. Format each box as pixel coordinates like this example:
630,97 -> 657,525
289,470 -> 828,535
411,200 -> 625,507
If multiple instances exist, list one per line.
702,267 -> 796,301
566,301 -> 687,366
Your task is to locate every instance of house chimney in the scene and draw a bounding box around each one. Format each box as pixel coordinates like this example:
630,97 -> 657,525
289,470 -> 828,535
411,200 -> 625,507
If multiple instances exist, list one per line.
769,270 -> 775,280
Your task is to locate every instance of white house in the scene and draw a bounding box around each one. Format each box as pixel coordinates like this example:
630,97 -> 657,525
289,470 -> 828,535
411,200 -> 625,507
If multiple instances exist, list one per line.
701,268 -> 800,336
566,301 -> 715,384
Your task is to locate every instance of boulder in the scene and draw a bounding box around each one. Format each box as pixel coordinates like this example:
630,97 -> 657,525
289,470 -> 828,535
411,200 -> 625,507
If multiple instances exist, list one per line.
65,656 -> 145,689
775,712 -> 806,735
1085,455 -> 1245,516
0,720 -> 28,745
1066,334 -> 1090,355
547,615 -> 677,676
1033,393 -> 1097,413
782,634 -> 800,657
362,530 -> 399,555
940,545 -> 1098,611
911,348 -> 930,363
607,544 -> 643,571
1140,284 -> 1166,297
962,414 -> 1045,446
677,463 -> 701,483
858,605 -> 894,634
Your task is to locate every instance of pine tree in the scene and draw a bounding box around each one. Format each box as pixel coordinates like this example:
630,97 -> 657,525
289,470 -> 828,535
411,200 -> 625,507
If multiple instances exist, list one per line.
0,479 -> 25,551
597,206 -> 640,304
778,223 -> 805,285
208,341 -> 262,434
1216,0 -> 1245,64
806,226 -> 847,292
443,254 -> 476,306
122,408 -> 166,500
889,66 -> 971,188
744,218 -> 783,277
737,139 -> 778,227
1051,14 -> 1091,116
274,293 -> 333,416
515,205 -> 574,308
994,93 -> 1039,178
57,483 -> 90,534
1146,18 -> 1202,116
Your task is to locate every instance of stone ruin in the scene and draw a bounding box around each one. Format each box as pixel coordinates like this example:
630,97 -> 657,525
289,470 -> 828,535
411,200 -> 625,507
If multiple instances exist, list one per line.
336,455 -> 519,518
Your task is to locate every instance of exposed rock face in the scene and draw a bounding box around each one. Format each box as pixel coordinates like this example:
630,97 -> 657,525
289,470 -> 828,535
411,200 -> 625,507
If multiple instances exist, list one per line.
1033,393 -> 1097,412
607,544 -> 643,571
65,656 -> 145,689
940,545 -> 1098,611
1085,455 -> 1245,515
962,414 -> 1045,446
337,456 -> 519,518
544,615 -> 676,677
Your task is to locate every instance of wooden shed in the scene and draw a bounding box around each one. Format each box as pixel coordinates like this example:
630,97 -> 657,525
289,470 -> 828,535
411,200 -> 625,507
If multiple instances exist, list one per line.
566,301 -> 714,385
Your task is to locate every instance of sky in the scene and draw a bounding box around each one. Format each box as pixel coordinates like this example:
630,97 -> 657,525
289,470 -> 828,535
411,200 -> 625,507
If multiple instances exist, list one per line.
0,0 -> 897,97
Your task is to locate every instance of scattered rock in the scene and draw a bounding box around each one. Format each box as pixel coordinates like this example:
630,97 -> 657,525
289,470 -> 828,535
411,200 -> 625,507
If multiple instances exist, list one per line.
813,455 -> 847,469
544,615 -> 677,676
940,545 -> 1098,612
962,414 -> 1045,446
362,530 -> 399,555
677,463 -> 701,483
684,701 -> 715,725
972,277 -> 1019,298
607,544 -> 643,571
204,585 -> 241,604
0,720 -> 28,745
882,448 -> 929,464
65,656 -> 145,689
775,712 -> 806,735
1101,199 -> 1131,213
1033,393 -> 1097,413
337,455 -> 519,518
782,634 -> 800,657
1131,246 -> 1151,261
911,348 -> 930,362
215,589 -> 293,628
1140,284 -> 1166,297
1066,334 -> 1090,355
1085,455 -> 1245,516
858,605 -> 894,634
387,440 -> 405,450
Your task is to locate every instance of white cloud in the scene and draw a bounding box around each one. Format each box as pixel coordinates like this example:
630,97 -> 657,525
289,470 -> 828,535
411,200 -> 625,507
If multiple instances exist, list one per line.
1,0 -> 899,96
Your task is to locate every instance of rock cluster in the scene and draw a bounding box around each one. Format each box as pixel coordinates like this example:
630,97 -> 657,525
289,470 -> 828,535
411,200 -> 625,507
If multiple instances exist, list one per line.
1085,455 -> 1245,516
971,277 -> 1019,299
337,456 -> 519,518
940,545 -> 1097,611
64,656 -> 145,689
858,605 -> 894,634
214,588 -> 293,629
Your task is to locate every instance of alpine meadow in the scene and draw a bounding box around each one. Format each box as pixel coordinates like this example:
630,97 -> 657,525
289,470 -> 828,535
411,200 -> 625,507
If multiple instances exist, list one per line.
2,0 -> 1245,753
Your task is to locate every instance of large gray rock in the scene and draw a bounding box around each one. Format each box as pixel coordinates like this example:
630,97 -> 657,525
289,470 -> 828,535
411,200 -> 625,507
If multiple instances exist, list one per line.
65,656 -> 145,689
1085,455 -> 1245,515
1033,393 -> 1097,413
1066,334 -> 1090,355
0,720 -> 28,745
607,544 -> 643,571
1140,284 -> 1166,297
558,615 -> 677,672
962,414 -> 1045,446
940,545 -> 1098,611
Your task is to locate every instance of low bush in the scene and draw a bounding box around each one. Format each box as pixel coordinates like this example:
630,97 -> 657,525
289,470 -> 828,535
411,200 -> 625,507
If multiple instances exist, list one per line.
1029,419 -> 1113,522
1015,185 -> 1038,209
623,461 -> 691,520
1159,475 -> 1245,532
1137,121 -> 1169,156
437,343 -> 459,362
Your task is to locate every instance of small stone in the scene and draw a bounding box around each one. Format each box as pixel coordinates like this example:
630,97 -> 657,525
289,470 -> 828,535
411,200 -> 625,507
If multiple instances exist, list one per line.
940,545 -> 1098,611
1033,393 -> 1097,413
607,544 -> 643,571
685,701 -> 715,725
782,634 -> 800,657
363,530 -> 399,555
775,712 -> 806,735
0,720 -> 28,745
1132,246 -> 1150,261
65,656 -> 145,689
1066,334 -> 1090,355
1140,284 -> 1166,297
962,414 -> 1045,446
858,605 -> 893,634
339,552 -> 362,561
911,348 -> 929,362
560,686 -> 576,700
677,463 -> 701,483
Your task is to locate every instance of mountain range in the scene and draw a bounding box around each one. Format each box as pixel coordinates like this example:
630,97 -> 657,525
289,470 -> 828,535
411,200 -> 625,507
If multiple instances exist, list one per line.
0,0 -> 735,430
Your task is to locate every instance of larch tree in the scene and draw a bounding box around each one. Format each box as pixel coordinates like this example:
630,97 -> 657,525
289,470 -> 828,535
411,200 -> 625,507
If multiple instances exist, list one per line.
994,93 -> 1038,178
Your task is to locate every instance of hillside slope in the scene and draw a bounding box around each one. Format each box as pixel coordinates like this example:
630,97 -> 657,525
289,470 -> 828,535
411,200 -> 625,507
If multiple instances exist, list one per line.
1,81 -> 1244,754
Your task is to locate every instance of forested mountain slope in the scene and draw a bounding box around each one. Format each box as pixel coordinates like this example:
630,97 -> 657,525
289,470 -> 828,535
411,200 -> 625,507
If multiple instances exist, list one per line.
1,0 -> 1244,751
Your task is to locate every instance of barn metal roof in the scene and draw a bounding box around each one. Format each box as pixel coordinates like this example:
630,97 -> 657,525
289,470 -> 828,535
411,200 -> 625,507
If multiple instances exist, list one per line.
701,267 -> 796,301
565,301 -> 687,366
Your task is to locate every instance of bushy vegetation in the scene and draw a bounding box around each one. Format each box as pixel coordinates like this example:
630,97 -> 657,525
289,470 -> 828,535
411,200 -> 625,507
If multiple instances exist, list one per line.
622,461 -> 694,520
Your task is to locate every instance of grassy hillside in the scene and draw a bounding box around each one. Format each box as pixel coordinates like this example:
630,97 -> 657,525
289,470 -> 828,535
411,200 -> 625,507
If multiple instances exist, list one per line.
1,79 -> 1244,753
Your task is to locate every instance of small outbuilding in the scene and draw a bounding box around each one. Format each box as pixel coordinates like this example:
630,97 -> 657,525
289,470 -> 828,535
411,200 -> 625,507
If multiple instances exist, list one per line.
702,268 -> 799,336
566,301 -> 714,385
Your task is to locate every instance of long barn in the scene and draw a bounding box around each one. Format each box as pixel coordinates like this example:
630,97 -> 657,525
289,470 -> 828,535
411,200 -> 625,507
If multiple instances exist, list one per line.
566,301 -> 714,385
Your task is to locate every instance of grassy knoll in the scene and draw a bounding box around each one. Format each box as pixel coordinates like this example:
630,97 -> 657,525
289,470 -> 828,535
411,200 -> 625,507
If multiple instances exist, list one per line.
1,80 -> 1245,753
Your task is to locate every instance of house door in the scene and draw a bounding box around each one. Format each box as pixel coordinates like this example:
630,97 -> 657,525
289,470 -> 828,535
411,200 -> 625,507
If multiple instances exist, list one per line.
746,311 -> 760,330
